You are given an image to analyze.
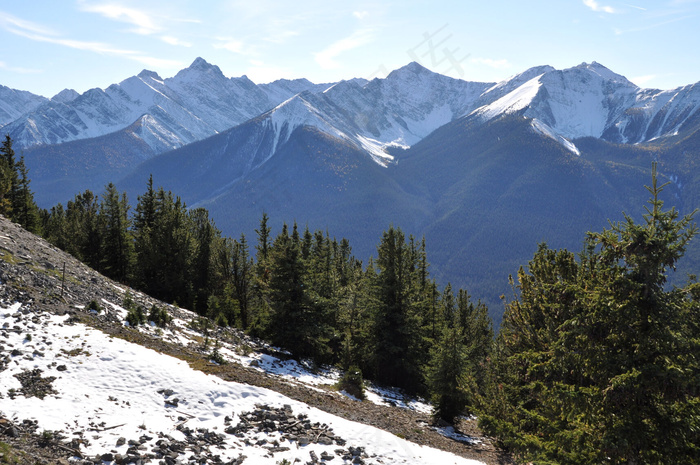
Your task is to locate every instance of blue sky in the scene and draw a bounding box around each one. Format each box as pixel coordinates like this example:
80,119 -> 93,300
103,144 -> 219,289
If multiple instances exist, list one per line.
1,0 -> 698,97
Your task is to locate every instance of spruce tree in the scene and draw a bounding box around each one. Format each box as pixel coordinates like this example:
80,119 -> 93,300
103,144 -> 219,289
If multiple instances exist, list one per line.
99,183 -> 134,282
0,135 -> 17,218
370,226 -> 424,392
482,165 -> 700,464
13,155 -> 41,233
428,323 -> 470,424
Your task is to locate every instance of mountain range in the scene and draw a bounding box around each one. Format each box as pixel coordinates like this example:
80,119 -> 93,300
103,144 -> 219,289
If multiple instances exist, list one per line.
3,58 -> 700,321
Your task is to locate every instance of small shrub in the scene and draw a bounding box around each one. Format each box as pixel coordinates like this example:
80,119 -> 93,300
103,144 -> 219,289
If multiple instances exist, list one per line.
214,312 -> 228,327
0,441 -> 21,464
24,333 -> 31,342
209,340 -> 226,365
148,304 -> 171,328
126,306 -> 146,326
336,366 -> 365,400
87,299 -> 101,313
38,430 -> 54,446
122,292 -> 135,310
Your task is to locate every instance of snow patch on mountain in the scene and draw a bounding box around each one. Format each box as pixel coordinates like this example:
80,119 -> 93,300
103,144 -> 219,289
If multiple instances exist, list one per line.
531,119 -> 580,155
0,300 -> 485,465
0,85 -> 47,128
475,75 -> 543,120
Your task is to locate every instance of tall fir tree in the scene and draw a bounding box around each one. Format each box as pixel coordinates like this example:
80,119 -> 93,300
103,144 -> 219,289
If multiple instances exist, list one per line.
370,226 -> 425,392
0,135 -> 17,218
481,165 -> 700,464
99,183 -> 134,282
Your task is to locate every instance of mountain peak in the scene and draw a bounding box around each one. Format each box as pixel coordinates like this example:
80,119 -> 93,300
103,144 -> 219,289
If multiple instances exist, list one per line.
51,88 -> 80,104
138,69 -> 163,81
190,56 -> 212,69
172,57 -> 226,83
186,57 -> 224,76
392,61 -> 432,76
571,61 -> 634,86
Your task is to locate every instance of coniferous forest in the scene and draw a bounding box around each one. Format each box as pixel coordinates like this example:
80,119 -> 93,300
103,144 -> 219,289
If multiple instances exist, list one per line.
1,133 -> 698,464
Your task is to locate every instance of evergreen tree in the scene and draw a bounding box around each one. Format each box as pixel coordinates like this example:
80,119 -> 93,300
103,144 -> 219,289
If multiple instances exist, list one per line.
0,135 -> 17,218
13,155 -> 41,233
64,190 -> 101,269
370,226 -> 425,392
265,224 -> 331,360
428,323 -> 470,424
190,208 -> 220,314
99,183 -> 134,282
482,165 -> 700,464
133,176 -> 158,290
224,234 -> 254,329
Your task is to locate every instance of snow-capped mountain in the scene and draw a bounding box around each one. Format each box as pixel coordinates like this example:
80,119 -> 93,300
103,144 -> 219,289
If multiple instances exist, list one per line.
3,58 -> 323,153
471,62 -> 700,152
0,84 -> 47,127
232,62 -> 493,166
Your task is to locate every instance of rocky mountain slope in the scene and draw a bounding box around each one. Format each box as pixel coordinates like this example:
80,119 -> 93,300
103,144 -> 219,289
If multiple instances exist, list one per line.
4,58 -> 322,154
0,214 -> 512,465
3,60 -> 700,323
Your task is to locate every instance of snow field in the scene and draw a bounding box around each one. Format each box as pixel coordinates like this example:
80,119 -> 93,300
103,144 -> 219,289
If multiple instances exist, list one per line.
0,302 -> 485,464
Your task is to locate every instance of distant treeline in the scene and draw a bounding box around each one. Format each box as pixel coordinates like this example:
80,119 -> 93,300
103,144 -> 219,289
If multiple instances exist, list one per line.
3,134 -> 698,463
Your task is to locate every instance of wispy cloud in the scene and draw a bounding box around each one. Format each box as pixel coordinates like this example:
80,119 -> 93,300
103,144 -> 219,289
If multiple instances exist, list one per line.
129,56 -> 184,68
353,11 -> 369,20
631,74 -> 657,86
314,28 -> 375,69
614,14 -> 692,34
0,10 -> 182,69
79,3 -> 161,35
161,35 -> 192,47
0,11 -> 57,36
583,0 -> 617,13
471,57 -> 510,69
214,37 -> 246,54
0,61 -> 42,74
623,3 -> 647,10
8,26 -> 138,55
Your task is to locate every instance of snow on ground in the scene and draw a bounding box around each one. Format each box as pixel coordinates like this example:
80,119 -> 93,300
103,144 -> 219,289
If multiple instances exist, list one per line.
0,301 -> 485,464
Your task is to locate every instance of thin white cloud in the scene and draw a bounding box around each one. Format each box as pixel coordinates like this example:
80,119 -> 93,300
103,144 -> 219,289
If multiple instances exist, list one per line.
0,10 -> 181,70
9,27 -> 138,55
129,56 -> 184,68
631,74 -> 657,86
161,35 -> 192,47
624,4 -> 647,10
471,57 -> 510,69
614,15 -> 692,34
583,0 -> 617,13
0,61 -> 42,74
245,61 -> 293,84
353,11 -> 369,20
314,29 -> 375,69
214,38 -> 246,54
79,3 -> 161,35
0,11 -> 57,36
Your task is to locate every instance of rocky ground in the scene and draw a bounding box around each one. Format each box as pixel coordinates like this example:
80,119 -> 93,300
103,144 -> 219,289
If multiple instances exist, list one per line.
0,215 -> 515,465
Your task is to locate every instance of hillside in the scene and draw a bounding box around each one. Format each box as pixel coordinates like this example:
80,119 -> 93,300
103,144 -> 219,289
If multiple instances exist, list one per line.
0,214 -> 512,465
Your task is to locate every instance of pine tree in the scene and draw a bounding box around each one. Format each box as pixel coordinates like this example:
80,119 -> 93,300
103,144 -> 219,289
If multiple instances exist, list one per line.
99,183 -> 134,282
221,234 -> 254,329
64,190 -> 101,269
0,135 -> 18,218
13,155 -> 40,233
428,323 -> 470,424
482,165 -> 700,464
370,226 -> 425,392
265,224 -> 332,361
